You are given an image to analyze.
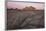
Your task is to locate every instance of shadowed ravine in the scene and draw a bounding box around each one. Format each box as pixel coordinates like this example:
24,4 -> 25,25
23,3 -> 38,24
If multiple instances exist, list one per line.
7,10 -> 44,30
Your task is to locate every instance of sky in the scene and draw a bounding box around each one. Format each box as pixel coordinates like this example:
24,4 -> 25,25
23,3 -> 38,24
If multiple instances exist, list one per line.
7,0 -> 45,9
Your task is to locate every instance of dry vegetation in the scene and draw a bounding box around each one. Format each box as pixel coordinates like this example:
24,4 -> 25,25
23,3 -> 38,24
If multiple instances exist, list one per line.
7,6 -> 44,30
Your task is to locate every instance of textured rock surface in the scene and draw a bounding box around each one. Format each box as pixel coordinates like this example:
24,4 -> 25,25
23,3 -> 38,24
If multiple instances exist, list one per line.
7,10 -> 44,30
